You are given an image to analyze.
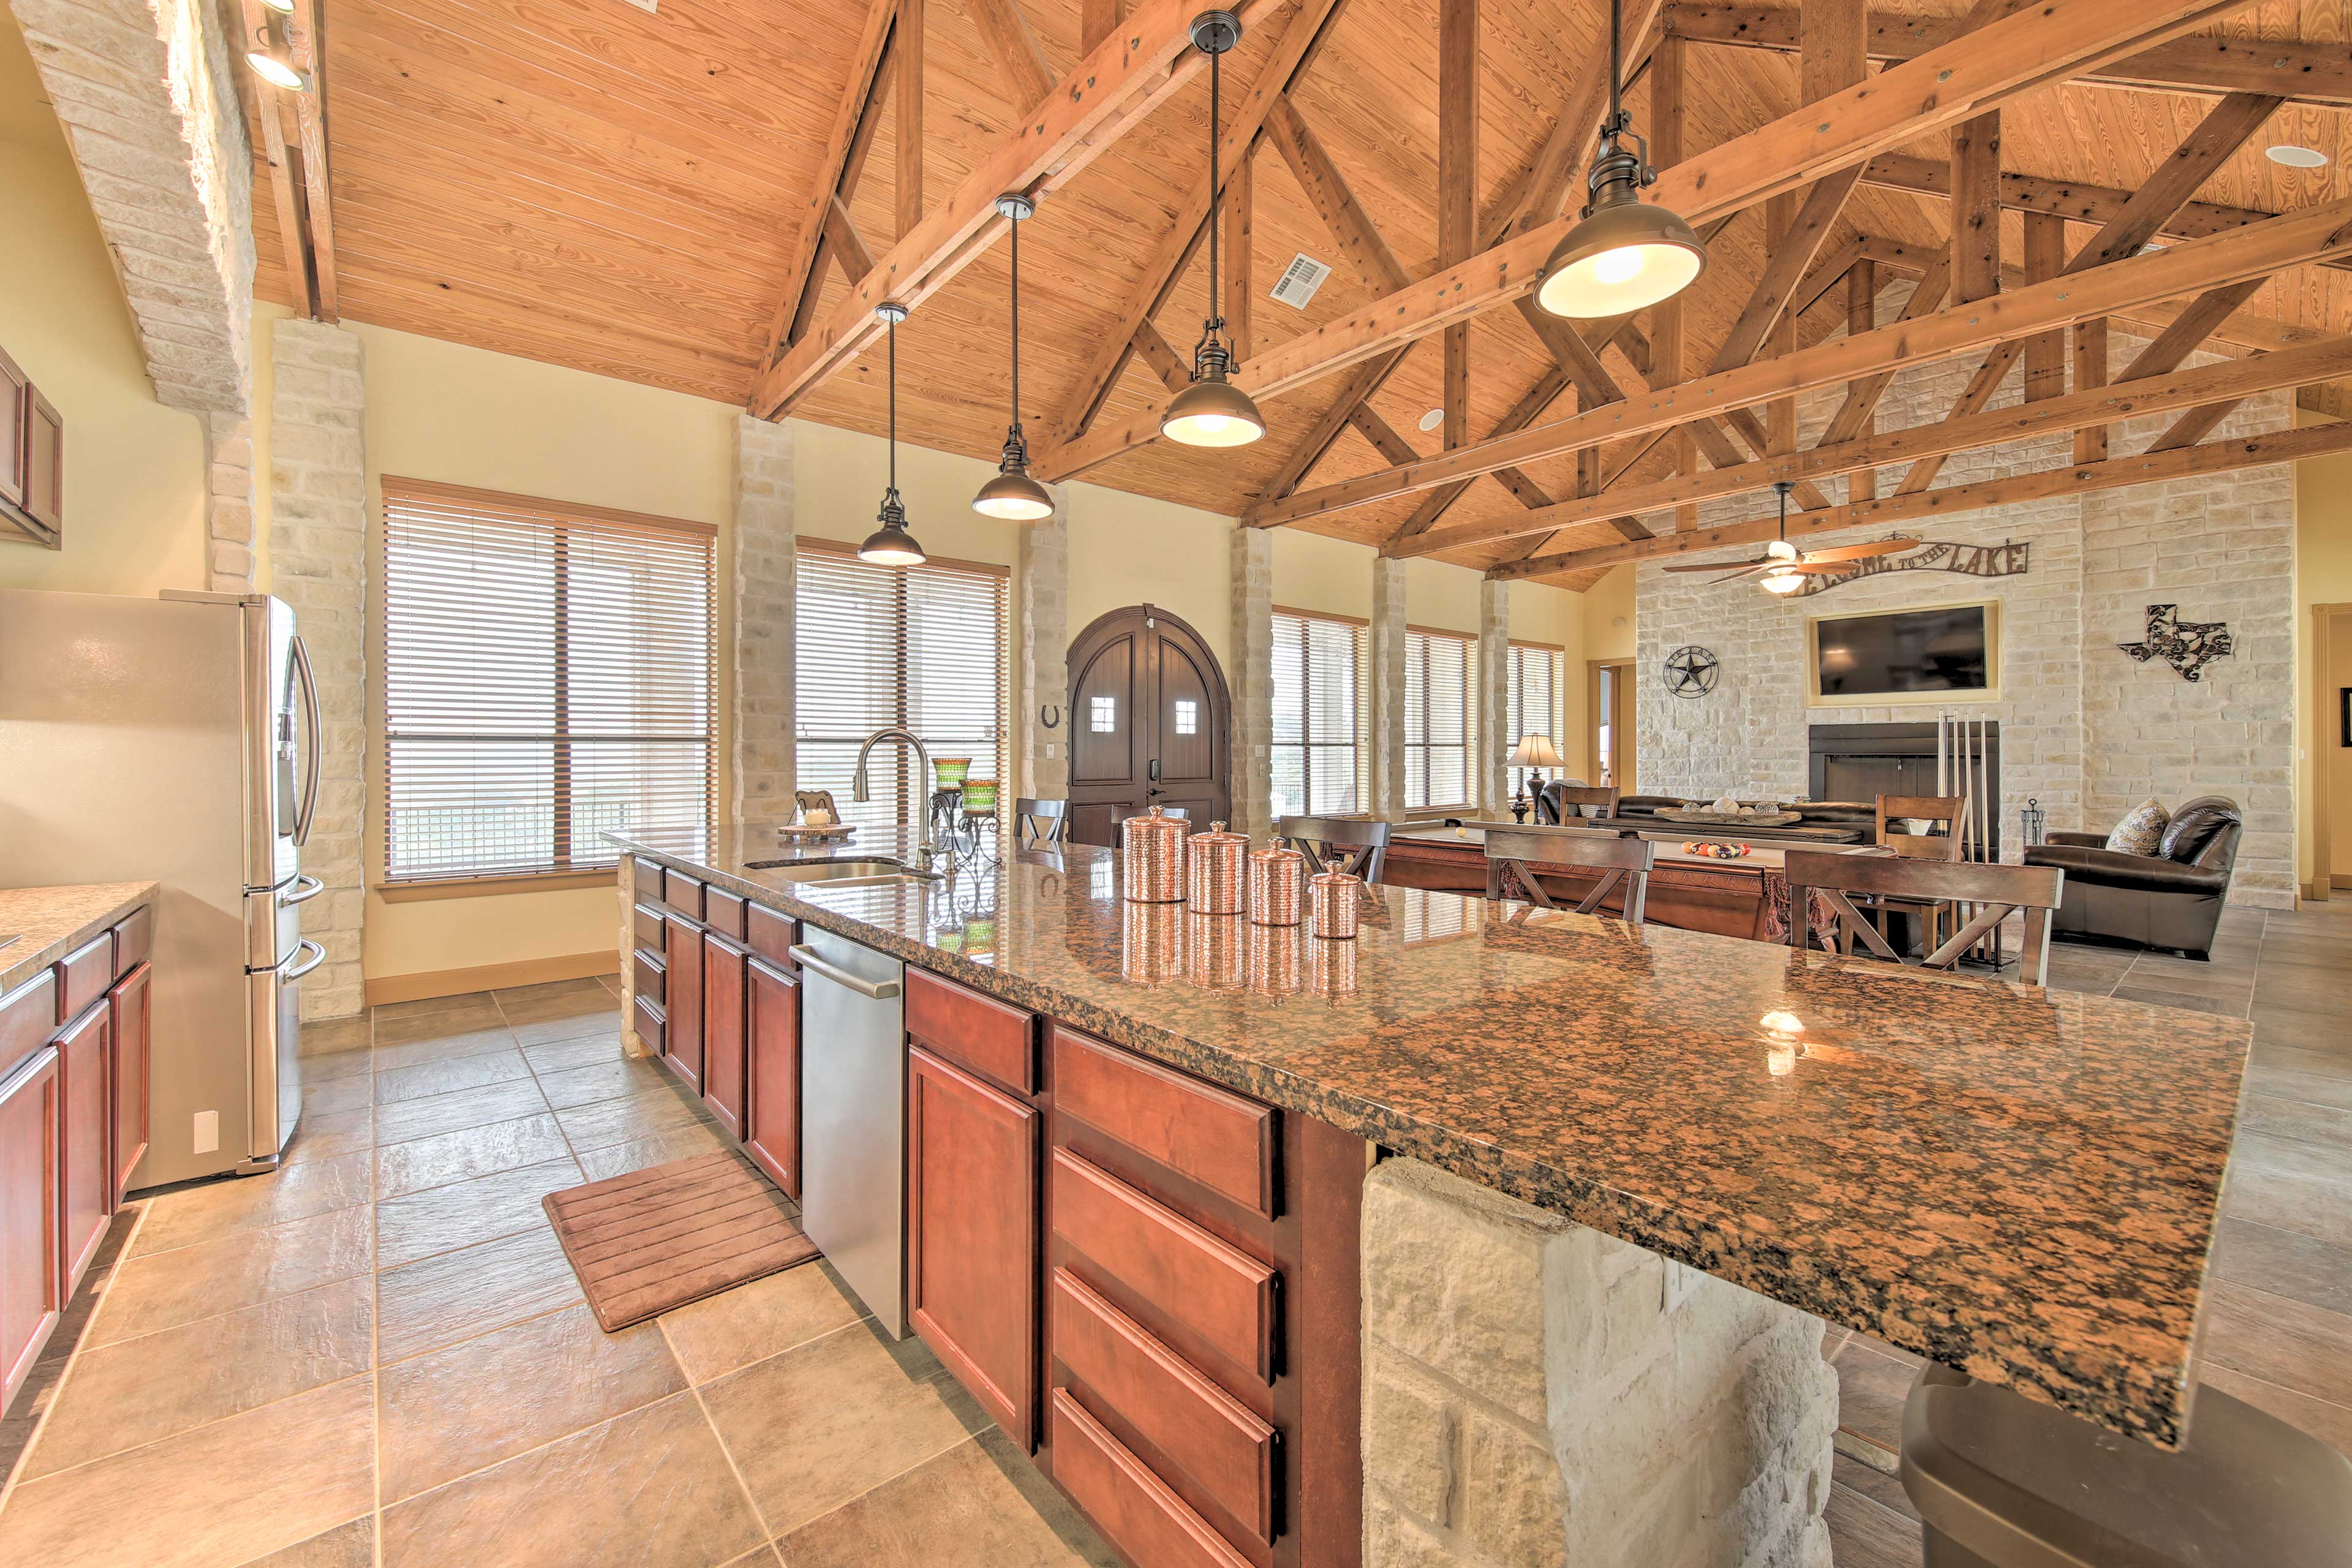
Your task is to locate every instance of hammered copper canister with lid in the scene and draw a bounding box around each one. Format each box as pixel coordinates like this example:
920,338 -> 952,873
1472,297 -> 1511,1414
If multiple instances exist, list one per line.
1187,821 -> 1250,914
1247,842 -> 1306,926
1308,869 -> 1363,940
1120,805 -> 1188,903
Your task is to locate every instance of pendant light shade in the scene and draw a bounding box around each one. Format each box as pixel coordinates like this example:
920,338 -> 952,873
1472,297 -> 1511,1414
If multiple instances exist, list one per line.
1163,12 -> 1264,450
1535,0 -> 1705,319
860,303 -> 929,567
973,194 -> 1058,521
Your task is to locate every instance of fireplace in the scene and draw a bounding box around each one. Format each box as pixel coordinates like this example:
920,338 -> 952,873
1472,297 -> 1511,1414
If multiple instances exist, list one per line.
1808,721 -> 2001,859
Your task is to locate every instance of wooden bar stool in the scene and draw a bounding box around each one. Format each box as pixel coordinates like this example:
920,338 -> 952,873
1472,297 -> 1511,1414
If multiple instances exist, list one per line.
1783,853 -> 2065,986
1012,797 -> 1069,845
1482,826 -> 1656,924
1537,783 -> 1620,824
1276,815 -> 1392,883
1901,1362 -> 2352,1566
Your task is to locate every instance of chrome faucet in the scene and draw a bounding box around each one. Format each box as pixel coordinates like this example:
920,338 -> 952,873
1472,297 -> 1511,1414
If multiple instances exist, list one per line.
851,726 -> 940,875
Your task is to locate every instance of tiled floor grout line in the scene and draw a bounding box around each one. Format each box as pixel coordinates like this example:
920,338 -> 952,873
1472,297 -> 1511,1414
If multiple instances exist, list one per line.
665,1317 -> 785,1553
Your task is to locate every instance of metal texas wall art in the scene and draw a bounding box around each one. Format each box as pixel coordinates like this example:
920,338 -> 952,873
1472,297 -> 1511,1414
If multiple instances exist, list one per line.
2119,604 -> 2234,682
1787,538 -> 2030,596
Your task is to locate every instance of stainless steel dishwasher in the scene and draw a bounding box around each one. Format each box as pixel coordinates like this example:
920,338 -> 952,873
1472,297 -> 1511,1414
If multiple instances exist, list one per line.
790,926 -> 909,1337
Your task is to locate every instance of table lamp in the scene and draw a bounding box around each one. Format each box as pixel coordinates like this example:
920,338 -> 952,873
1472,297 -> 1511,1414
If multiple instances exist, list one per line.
1507,733 -> 1565,823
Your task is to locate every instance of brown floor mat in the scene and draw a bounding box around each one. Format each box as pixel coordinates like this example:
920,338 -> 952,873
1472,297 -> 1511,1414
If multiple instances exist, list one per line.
542,1150 -> 820,1332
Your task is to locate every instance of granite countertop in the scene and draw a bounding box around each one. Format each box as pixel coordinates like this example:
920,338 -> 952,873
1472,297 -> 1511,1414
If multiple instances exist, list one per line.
613,824 -> 2251,1449
0,881 -> 157,1001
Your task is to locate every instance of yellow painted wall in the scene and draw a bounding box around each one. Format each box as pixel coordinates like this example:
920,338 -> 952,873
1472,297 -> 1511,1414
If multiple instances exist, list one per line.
2294,410 -> 2352,894
1066,486 -> 1232,671
0,21 -> 207,596
1583,565 -> 1635,661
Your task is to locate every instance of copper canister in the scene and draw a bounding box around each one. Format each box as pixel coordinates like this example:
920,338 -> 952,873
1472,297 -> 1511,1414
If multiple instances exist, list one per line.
1185,911 -> 1247,990
1188,821 -> 1250,914
1308,869 -> 1363,940
1120,900 -> 1186,986
1120,805 -> 1189,904
1247,919 -> 1303,995
1247,842 -> 1306,926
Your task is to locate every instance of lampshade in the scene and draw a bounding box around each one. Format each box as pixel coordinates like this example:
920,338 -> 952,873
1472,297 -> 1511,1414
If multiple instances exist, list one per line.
1507,733 -> 1566,769
973,466 -> 1054,520
858,520 -> 926,566
1760,567 -> 1804,595
1161,371 -> 1266,448
1535,184 -> 1706,318
247,49 -> 309,90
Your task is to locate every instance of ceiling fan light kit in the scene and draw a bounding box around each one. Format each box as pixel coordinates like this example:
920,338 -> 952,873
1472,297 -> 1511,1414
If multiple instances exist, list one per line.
973,192 -> 1057,521
859,302 -> 930,567
1162,11 -> 1267,450
1662,480 -> 1918,590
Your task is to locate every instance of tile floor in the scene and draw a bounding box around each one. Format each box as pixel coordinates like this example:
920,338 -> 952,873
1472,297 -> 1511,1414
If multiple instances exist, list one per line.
0,898 -> 2344,1567
0,976 -> 1115,1568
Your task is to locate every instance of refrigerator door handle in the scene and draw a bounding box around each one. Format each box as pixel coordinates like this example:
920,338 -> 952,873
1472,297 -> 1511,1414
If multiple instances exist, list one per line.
289,633 -> 322,847
283,938 -> 327,982
281,873 -> 325,907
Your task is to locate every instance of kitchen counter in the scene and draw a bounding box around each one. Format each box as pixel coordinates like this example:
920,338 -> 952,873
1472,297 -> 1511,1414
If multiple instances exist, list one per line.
611,824 -> 2250,1449
0,882 -> 157,1000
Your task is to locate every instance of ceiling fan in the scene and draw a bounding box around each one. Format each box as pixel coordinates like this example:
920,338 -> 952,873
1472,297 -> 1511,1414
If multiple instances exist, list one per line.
1662,481 -> 1917,593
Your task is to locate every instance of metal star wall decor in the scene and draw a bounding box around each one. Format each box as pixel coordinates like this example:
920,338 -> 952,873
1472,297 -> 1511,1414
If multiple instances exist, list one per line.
1664,646 -> 1719,698
2119,604 -> 2234,683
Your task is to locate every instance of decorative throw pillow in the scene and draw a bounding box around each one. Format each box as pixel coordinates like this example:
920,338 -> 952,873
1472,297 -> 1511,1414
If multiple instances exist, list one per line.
2105,798 -> 2170,857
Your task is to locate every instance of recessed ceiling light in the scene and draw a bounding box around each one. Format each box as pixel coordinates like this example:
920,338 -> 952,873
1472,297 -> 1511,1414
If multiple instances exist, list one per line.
2267,144 -> 2330,169
1417,408 -> 1444,432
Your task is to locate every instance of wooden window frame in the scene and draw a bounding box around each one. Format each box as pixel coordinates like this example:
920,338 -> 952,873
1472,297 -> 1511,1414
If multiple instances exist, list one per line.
1272,606 -> 1370,818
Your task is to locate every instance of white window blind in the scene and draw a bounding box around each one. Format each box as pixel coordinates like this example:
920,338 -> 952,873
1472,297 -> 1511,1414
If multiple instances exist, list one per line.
1271,609 -> 1366,818
381,480 -> 714,881
1404,628 -> 1475,810
794,540 -> 1008,834
1506,642 -> 1565,772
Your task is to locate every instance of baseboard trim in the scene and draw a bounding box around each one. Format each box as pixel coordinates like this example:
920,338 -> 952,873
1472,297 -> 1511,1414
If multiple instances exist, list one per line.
364,951 -> 619,1007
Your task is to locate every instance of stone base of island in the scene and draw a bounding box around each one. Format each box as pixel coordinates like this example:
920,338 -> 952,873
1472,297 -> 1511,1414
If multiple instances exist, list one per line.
606,825 -> 2251,1568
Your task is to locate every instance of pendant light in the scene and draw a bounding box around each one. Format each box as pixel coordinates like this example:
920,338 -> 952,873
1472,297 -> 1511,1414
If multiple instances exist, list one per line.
246,17 -> 310,91
859,303 -> 928,567
1161,12 -> 1265,449
1534,0 -> 1706,319
973,194 -> 1057,520
1760,481 -> 1803,594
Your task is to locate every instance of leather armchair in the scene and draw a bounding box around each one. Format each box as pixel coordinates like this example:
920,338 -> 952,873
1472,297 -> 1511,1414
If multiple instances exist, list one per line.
2024,796 -> 2242,959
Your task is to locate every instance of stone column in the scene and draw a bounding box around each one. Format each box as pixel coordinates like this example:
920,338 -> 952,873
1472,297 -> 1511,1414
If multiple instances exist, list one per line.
1019,492 -> 1071,802
1363,1159 -> 1838,1568
268,318 -> 366,1020
1478,579 -> 1509,816
203,410 -> 257,590
1369,558 -> 1407,818
1230,527 -> 1274,841
731,414 -> 796,825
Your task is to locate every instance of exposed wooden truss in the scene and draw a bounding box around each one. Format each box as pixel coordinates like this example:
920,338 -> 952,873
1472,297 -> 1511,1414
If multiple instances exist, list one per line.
238,0 -> 318,320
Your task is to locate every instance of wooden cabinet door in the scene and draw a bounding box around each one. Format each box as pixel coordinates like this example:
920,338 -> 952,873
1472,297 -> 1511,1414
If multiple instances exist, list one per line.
0,345 -> 26,513
744,959 -> 801,1200
662,915 -> 704,1095
109,963 -> 151,1203
908,1046 -> 1040,1450
56,1005 -> 111,1294
0,1047 -> 62,1417
22,385 -> 60,533
701,934 -> 748,1138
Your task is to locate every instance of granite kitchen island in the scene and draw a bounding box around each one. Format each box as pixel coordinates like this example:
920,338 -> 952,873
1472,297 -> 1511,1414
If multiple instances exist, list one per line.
610,825 -> 2253,1568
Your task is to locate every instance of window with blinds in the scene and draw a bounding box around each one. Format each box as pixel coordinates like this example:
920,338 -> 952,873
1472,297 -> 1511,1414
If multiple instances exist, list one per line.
1270,609 -> 1366,818
1506,641 -> 1565,772
1404,627 -> 1476,811
381,480 -> 715,882
795,540 -> 1008,835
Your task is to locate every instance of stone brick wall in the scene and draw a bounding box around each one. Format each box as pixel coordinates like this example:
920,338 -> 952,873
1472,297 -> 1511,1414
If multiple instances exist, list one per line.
1230,527 -> 1274,842
1020,497 -> 1071,803
268,319 -> 366,1019
1362,1159 -> 1836,1567
1370,557 -> 1407,819
1478,579 -> 1509,815
730,414 -> 796,824
203,409 -> 256,589
1634,292 -> 2296,905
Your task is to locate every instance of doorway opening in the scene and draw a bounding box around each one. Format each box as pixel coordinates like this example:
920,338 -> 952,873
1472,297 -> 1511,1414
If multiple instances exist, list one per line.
2314,603 -> 2352,900
1065,606 -> 1232,845
1588,658 -> 1634,792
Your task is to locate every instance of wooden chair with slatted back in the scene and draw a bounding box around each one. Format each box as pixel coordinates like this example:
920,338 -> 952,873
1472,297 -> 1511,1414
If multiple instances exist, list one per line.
1482,826 -> 1657,925
1539,784 -> 1621,824
1276,815 -> 1392,884
1782,852 -> 2067,986
1013,797 -> 1069,846
1875,794 -> 1969,859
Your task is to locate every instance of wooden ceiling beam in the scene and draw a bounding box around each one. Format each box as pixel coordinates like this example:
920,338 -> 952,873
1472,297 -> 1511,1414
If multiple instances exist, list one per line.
1264,94 -> 1413,294
1845,258 -> 1877,501
1409,332 -> 2352,557
285,0 -> 339,322
1439,0 -> 1477,453
1226,140 -> 1256,360
1489,0 -> 1673,245
1950,111 -> 2002,306
1252,346 -> 1415,502
1044,0 -> 1344,443
1665,2 -> 2352,108
748,0 -> 1287,421
964,0 -> 1058,111
1129,316 -> 1194,390
238,0 -> 315,319
824,194 -> 878,284
1084,0 -> 1123,51
1492,412 -> 2352,581
897,0 -> 925,238
1037,0 -> 2244,481
1241,190 -> 2352,526
1349,401 -> 1423,466
2022,213 -> 2067,403
1649,28 -> 1696,531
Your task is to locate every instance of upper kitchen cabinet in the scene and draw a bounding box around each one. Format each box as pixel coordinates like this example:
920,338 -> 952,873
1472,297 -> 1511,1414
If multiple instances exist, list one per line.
0,344 -> 62,548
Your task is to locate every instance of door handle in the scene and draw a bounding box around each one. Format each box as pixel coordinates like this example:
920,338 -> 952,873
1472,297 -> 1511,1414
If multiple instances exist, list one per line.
288,634 -> 322,847
1148,758 -> 1161,782
284,939 -> 327,982
280,873 -> 325,907
788,945 -> 903,1000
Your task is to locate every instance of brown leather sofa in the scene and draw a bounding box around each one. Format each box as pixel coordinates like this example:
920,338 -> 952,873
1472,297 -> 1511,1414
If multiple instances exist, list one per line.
2021,796 -> 2243,960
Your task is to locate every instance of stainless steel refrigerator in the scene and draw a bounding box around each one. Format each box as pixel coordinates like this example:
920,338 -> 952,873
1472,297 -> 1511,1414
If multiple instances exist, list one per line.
0,588 -> 324,1185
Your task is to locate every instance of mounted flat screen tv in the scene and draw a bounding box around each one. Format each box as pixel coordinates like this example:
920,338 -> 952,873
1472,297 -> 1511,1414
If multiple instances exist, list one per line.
1807,600 -> 2000,707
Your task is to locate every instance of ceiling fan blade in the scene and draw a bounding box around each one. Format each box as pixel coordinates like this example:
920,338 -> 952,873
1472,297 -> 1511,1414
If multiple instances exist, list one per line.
1777,562 -> 1856,575
1801,537 -> 1918,563
1708,567 -> 1771,585
1662,557 -> 1765,573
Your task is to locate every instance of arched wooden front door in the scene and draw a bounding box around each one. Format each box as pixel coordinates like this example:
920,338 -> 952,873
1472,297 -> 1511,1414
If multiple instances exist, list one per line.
1065,606 -> 1232,845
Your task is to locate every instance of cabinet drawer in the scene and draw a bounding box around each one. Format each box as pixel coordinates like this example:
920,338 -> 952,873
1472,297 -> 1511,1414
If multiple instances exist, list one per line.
1052,1268 -> 1276,1543
907,968 -> 1035,1096
632,949 -> 666,1006
631,856 -> 663,898
58,933 -> 113,1022
1049,1390 -> 1251,1568
633,902 -> 666,950
662,870 -> 705,922
1054,1028 -> 1278,1219
1051,1150 -> 1278,1383
0,970 -> 56,1076
704,887 -> 747,942
631,995 -> 665,1054
747,903 -> 796,969
110,906 -> 152,975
